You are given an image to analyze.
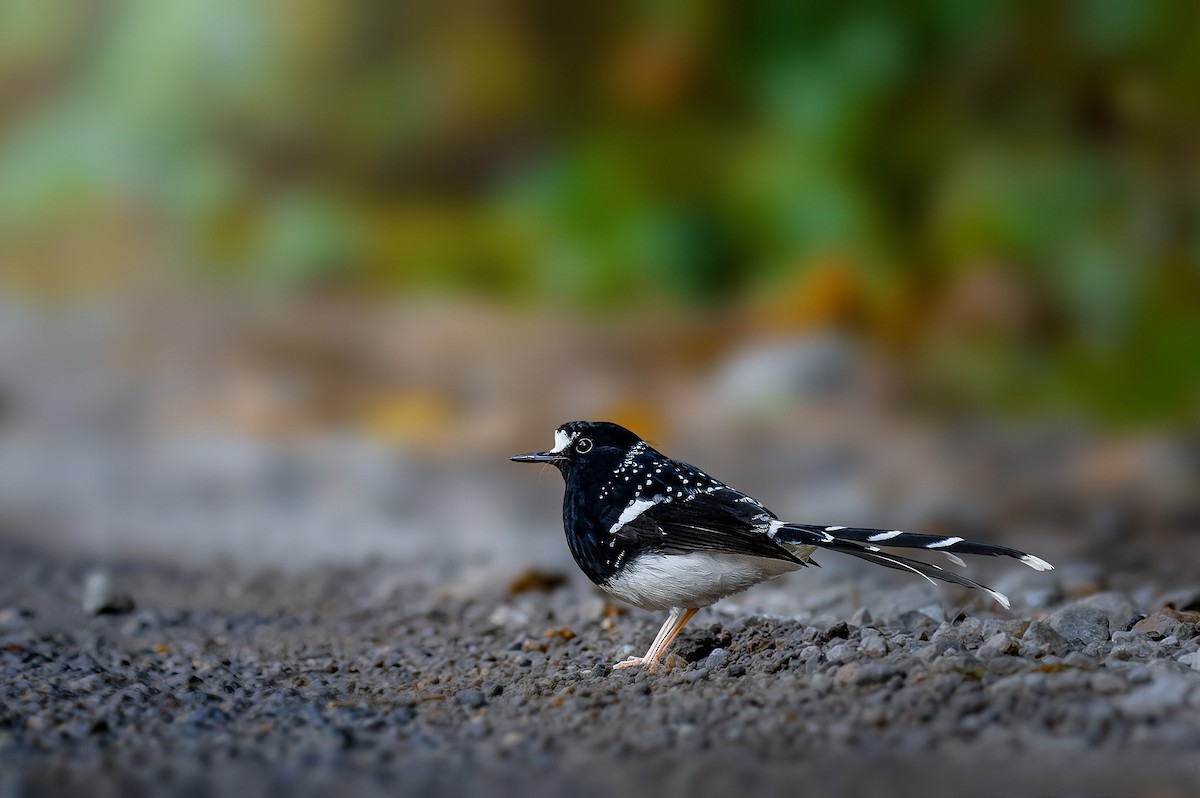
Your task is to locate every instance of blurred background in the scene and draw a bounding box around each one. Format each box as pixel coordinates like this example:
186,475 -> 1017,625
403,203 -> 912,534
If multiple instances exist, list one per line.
1,1 -> 1199,606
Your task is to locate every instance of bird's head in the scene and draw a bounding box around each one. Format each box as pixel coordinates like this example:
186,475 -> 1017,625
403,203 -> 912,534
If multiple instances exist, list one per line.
510,421 -> 644,474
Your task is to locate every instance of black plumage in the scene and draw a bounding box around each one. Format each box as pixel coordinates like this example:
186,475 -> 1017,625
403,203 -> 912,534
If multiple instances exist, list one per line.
511,420 -> 1053,671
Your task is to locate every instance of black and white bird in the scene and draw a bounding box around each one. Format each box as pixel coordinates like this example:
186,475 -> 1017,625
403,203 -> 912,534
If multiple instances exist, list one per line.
511,421 -> 1053,671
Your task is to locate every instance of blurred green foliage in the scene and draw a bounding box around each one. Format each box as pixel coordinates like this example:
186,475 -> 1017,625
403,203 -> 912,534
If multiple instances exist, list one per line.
1,1 -> 1198,422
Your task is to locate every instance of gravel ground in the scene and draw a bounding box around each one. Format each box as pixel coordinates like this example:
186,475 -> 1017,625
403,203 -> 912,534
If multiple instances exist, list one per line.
3,540 -> 1200,798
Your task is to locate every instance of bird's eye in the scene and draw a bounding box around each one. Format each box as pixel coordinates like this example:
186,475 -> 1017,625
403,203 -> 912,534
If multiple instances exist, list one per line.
575,438 -> 593,454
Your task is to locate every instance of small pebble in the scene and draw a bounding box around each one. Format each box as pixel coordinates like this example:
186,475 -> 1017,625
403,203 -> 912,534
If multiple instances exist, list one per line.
455,689 -> 487,709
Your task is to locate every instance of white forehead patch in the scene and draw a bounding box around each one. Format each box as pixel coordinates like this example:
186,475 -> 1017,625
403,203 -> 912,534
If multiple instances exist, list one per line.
550,429 -> 577,453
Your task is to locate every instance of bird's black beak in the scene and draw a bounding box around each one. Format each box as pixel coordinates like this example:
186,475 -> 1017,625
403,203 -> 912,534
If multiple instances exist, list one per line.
510,450 -> 563,464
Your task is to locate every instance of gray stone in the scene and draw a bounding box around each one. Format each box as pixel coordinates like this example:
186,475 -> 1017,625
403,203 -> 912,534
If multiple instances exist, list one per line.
824,642 -> 856,664
977,632 -> 1018,658
955,616 -> 985,643
1161,586 -> 1200,613
1062,651 -> 1099,670
832,662 -> 861,686
1044,669 -> 1091,693
917,604 -> 946,624
1020,621 -> 1071,658
1179,651 -> 1200,672
860,631 -> 888,658
894,611 -> 935,633
1132,611 -> 1190,640
455,689 -> 486,709
850,607 -> 873,627
1076,592 -> 1140,629
81,570 -> 134,616
487,604 -> 531,629
0,607 -> 28,631
1115,674 -> 1194,718
1089,671 -> 1128,695
1048,604 -> 1111,644
930,622 -> 964,650
705,648 -> 729,670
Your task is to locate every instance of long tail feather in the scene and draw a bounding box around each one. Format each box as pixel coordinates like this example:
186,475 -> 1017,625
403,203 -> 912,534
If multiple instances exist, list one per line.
777,523 -> 1053,572
768,522 -> 1052,608
833,546 -> 1011,609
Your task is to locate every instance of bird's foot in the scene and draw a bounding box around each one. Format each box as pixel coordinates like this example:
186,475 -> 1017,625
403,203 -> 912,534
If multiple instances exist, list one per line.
611,656 -> 654,671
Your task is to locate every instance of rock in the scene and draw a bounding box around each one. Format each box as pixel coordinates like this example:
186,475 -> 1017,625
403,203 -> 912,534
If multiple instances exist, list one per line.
860,631 -> 888,658
820,621 -> 850,642
82,570 -> 134,615
1160,586 -> 1200,613
572,599 -> 610,622
832,663 -> 861,686
894,611 -> 935,633
984,655 -> 1026,676
455,689 -> 486,709
488,605 -> 530,629
1132,612 -> 1187,640
1019,621 -> 1071,658
930,622 -> 964,650
1048,604 -> 1111,644
956,617 -> 985,642
824,642 -> 854,664
1062,651 -> 1099,670
1109,640 -> 1160,661
1076,592 -> 1140,629
1044,669 -> 1091,693
977,632 -> 1018,658
704,648 -> 729,670
1179,652 -> 1200,672
0,607 -> 29,630
916,604 -> 946,624
1115,672 -> 1194,718
850,607 -> 873,627
1089,671 -> 1128,695
673,625 -> 731,662
854,662 -> 902,685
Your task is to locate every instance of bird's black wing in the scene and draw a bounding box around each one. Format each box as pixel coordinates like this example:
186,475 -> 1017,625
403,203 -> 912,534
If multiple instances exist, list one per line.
613,488 -> 805,565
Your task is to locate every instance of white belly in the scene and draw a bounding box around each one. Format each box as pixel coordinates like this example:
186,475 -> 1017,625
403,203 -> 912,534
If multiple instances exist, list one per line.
602,551 -> 802,611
